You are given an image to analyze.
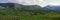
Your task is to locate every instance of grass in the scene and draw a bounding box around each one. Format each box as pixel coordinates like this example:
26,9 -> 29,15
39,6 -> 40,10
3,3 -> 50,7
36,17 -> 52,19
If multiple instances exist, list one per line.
0,8 -> 60,20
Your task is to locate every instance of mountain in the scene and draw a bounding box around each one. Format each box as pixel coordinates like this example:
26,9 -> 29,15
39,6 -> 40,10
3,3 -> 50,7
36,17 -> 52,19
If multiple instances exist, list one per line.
14,3 -> 24,9
21,5 -> 42,10
0,3 -> 14,8
44,5 -> 60,11
14,3 -> 42,11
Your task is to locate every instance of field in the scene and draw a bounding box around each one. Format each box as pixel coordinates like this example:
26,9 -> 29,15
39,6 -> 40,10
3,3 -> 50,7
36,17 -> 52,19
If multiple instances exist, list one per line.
0,8 -> 60,20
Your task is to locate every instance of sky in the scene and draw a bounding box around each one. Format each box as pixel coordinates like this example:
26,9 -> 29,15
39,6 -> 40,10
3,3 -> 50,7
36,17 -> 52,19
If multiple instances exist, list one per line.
0,0 -> 8,3
0,0 -> 60,7
44,0 -> 60,5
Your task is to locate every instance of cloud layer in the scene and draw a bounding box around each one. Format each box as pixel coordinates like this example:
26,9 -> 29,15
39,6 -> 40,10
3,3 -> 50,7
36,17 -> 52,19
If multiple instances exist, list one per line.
0,0 -> 48,7
1,0 -> 60,7
15,0 -> 48,7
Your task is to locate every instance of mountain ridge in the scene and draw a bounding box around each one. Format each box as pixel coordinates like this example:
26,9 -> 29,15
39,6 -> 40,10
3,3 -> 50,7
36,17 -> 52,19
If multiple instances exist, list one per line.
44,5 -> 60,11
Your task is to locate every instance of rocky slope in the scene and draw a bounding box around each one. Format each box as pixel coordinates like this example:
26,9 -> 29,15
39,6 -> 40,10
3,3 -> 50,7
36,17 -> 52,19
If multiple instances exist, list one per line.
14,3 -> 42,10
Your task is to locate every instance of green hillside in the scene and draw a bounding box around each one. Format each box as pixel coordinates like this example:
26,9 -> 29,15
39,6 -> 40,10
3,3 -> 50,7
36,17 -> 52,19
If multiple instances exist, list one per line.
0,7 -> 60,20
0,4 -> 60,20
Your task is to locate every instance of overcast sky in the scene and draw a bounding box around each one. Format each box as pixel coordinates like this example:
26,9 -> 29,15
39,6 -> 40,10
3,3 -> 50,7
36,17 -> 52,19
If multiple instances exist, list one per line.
0,0 -> 60,7
44,0 -> 60,5
0,0 -> 40,5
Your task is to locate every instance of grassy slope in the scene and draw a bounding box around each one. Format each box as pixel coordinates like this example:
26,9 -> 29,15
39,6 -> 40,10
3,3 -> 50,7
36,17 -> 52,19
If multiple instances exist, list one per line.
0,8 -> 60,20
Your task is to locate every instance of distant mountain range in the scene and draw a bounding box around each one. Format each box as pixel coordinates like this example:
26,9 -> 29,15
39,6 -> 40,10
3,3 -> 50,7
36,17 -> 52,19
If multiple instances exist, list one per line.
0,3 -> 42,10
0,3 -> 14,8
1,3 -> 60,12
44,5 -> 60,11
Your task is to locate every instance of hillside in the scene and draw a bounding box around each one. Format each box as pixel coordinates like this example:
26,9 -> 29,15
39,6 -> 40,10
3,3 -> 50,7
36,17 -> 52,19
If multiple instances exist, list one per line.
0,8 -> 60,20
0,3 -> 60,20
